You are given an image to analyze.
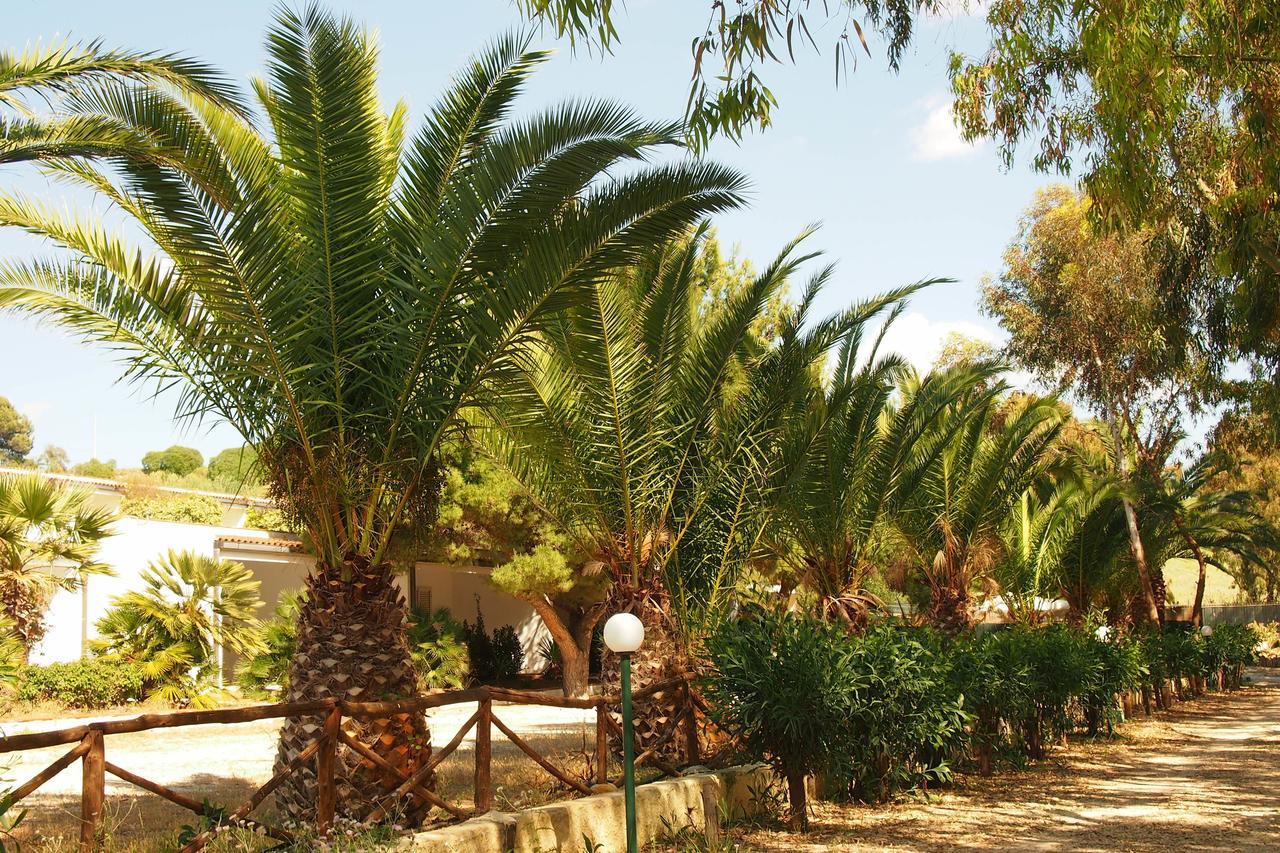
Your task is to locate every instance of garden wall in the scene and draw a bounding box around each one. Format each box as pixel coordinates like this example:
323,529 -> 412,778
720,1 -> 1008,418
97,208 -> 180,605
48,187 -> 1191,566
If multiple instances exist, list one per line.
400,764 -> 774,852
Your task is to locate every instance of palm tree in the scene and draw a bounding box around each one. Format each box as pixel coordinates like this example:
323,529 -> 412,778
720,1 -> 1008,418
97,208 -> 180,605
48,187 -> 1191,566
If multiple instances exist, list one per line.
1,38 -> 247,165
480,226 -> 843,731
1144,455 -> 1278,626
93,550 -> 264,707
767,318 -> 1000,627
0,474 -> 115,659
0,6 -> 744,819
893,392 -> 1066,632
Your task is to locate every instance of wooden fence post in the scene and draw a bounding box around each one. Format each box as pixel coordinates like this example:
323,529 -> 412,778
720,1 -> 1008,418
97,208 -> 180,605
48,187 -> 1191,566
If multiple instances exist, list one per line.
474,696 -> 492,812
316,705 -> 341,835
595,701 -> 609,786
80,730 -> 104,852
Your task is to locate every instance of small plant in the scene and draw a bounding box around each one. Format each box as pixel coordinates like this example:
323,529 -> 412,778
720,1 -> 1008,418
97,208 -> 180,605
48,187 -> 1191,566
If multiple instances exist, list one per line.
702,608 -> 857,831
407,606 -> 471,690
492,624 -> 525,681
236,591 -> 302,698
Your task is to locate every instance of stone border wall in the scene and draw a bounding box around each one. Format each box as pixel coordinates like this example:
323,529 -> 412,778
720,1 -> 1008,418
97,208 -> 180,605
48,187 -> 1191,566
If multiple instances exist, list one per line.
399,764 -> 774,851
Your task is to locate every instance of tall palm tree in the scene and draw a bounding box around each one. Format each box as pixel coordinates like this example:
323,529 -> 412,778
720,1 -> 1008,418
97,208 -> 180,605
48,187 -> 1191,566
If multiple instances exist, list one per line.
0,6 -> 745,819
1,38 -> 247,164
93,550 -> 264,707
479,226 -> 844,737
0,474 -> 115,659
894,391 -> 1066,632
767,319 -> 1000,627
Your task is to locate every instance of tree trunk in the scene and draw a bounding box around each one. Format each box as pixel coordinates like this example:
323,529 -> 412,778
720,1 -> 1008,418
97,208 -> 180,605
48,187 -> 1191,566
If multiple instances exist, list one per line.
927,585 -> 973,635
1181,527 -> 1209,628
1107,415 -> 1161,625
272,555 -> 431,823
785,767 -> 808,832
602,594 -> 693,764
527,598 -> 604,699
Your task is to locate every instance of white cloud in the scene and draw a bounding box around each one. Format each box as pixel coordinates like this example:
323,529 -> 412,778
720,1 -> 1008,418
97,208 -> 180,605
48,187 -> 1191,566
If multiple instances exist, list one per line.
908,96 -> 985,162
870,311 -> 999,374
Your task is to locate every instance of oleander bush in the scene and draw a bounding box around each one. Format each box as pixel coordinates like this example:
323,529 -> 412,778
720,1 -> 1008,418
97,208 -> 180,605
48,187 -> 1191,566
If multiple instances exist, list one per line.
705,613 -> 1262,830
17,659 -> 145,708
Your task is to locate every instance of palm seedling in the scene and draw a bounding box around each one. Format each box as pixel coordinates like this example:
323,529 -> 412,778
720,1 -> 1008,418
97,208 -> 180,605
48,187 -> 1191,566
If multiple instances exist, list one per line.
0,5 -> 745,818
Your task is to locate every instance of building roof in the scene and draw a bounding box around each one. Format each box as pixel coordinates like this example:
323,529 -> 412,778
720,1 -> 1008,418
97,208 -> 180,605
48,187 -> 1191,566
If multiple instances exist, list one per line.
0,467 -> 275,507
215,534 -> 306,553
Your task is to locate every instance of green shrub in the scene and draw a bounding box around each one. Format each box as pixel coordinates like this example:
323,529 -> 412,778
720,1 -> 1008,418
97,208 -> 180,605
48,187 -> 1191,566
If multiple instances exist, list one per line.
407,607 -> 471,690
703,609 -> 861,831
244,505 -> 296,532
836,625 -> 968,802
18,659 -> 145,708
491,625 -> 524,681
237,591 -> 301,698
121,493 -> 225,525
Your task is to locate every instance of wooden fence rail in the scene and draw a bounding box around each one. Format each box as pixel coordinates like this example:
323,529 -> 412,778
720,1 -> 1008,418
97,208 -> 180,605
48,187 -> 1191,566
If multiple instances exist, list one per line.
0,677 -> 702,852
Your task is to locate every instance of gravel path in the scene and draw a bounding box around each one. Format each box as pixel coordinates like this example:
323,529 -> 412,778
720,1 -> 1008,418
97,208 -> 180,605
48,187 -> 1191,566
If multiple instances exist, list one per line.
734,670 -> 1280,852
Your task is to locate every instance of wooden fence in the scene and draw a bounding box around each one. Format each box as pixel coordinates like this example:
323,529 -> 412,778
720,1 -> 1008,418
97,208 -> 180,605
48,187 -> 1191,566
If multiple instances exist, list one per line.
0,675 -> 706,852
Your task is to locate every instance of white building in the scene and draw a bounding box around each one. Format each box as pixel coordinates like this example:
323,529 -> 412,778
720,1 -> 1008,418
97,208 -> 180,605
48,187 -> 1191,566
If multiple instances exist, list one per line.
10,469 -> 550,678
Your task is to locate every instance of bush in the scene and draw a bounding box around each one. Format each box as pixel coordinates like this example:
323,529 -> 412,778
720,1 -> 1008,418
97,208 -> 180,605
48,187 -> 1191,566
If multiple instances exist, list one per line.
244,505 -> 297,533
491,625 -> 524,681
237,591 -> 301,698
703,609 -> 861,830
18,659 -> 145,708
461,604 -> 525,683
121,493 -> 225,525
407,607 -> 471,690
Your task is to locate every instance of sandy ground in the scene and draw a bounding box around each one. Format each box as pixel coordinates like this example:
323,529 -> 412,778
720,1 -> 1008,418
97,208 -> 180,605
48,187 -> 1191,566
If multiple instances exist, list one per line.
731,670 -> 1280,852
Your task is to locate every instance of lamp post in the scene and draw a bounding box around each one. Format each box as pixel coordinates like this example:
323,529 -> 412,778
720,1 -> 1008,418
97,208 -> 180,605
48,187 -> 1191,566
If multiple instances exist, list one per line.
603,612 -> 645,853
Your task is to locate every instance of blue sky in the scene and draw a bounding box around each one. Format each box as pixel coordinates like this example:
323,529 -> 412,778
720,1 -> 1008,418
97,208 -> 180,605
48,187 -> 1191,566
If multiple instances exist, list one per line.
0,0 -> 1056,467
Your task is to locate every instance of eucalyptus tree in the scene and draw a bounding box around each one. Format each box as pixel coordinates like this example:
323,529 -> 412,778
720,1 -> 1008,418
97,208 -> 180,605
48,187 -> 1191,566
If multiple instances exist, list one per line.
767,320 -> 1003,627
0,6 -> 746,819
0,474 -> 115,659
893,391 -> 1066,633
479,225 -> 847,716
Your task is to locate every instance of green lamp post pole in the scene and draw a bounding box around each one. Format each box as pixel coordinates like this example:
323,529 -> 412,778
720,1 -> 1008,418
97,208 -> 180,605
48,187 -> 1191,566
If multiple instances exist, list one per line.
620,651 -> 638,853
604,612 -> 645,853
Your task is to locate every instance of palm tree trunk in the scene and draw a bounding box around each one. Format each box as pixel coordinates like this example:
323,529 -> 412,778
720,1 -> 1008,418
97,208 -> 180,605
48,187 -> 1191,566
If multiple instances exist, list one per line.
1106,416 -> 1161,625
272,555 -> 431,823
1178,524 -> 1209,628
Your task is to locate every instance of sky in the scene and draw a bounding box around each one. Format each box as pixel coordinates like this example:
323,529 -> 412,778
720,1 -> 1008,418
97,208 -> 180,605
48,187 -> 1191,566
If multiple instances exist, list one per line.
0,0 -> 1058,468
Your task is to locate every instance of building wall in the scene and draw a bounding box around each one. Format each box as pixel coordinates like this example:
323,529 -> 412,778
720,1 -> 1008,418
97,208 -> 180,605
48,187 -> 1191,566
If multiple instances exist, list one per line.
409,562 -> 551,674
30,518 -> 306,669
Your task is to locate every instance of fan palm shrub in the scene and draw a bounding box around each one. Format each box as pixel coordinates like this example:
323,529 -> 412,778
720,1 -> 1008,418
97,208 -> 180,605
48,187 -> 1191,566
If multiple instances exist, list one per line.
894,392 -> 1066,632
0,6 -> 745,818
93,550 -> 264,707
0,474 -> 115,659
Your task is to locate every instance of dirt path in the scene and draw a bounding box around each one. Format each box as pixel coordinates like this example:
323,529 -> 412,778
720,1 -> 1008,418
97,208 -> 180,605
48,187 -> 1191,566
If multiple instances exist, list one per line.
735,671 -> 1280,852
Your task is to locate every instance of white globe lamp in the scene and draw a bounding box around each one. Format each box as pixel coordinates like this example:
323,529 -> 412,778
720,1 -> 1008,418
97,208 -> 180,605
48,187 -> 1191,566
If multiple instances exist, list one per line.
604,612 -> 645,654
